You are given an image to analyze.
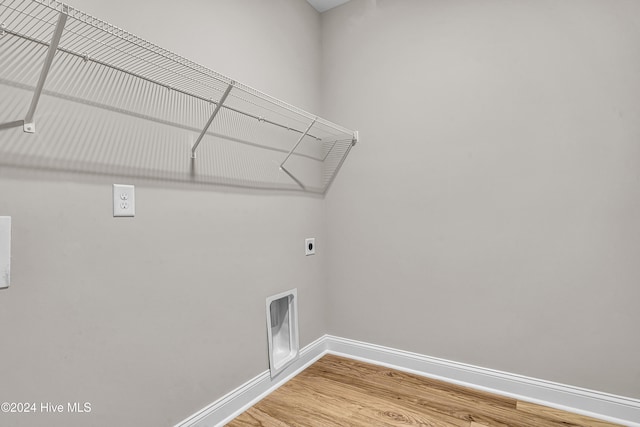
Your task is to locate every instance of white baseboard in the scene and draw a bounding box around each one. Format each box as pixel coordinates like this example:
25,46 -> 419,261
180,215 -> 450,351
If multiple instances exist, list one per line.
326,335 -> 640,427
175,335 -> 640,427
173,335 -> 328,427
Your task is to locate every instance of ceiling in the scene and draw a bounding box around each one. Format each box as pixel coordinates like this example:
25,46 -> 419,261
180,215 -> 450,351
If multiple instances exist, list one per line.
306,0 -> 350,13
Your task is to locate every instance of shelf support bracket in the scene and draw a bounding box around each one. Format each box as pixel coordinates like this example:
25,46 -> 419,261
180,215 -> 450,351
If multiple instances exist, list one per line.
280,166 -> 306,190
191,82 -> 234,159
23,8 -> 68,134
279,118 -> 316,190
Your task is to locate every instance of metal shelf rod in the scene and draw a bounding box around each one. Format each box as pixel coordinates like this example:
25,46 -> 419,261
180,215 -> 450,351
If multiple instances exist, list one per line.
23,0 -> 358,134
279,118 -> 317,190
23,6 -> 67,133
191,82 -> 234,159
0,0 -> 359,194
2,26 -> 323,141
280,118 -> 316,168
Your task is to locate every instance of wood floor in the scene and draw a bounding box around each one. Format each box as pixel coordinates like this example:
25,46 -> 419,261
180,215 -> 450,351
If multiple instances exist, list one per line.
227,354 -> 624,427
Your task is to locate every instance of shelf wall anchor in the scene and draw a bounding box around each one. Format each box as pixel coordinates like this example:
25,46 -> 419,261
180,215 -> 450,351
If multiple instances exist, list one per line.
191,82 -> 235,159
23,7 -> 68,134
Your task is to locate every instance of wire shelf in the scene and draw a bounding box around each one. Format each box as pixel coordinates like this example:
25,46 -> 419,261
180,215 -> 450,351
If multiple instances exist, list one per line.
0,0 -> 358,194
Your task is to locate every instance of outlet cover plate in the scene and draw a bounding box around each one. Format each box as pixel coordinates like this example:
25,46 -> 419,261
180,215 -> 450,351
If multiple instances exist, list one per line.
0,216 -> 10,289
113,184 -> 135,217
305,238 -> 315,256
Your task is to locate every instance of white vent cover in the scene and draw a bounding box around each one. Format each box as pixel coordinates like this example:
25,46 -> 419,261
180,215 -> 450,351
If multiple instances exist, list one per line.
266,289 -> 299,378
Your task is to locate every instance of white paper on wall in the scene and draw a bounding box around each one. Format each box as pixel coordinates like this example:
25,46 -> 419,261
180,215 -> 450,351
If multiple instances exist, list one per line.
0,216 -> 11,289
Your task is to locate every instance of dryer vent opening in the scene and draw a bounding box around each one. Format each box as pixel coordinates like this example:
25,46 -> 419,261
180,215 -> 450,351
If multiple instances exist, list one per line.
266,289 -> 299,378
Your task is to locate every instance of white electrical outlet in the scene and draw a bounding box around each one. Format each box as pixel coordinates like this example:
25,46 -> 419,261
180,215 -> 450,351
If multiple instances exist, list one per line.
0,216 -> 11,289
305,238 -> 316,256
113,184 -> 135,217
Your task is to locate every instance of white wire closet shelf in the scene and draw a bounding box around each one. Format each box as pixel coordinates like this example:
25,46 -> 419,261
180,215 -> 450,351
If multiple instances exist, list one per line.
0,0 -> 358,194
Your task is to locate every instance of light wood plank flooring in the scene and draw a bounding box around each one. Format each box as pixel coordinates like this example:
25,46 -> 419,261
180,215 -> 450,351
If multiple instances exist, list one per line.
227,354 -> 623,427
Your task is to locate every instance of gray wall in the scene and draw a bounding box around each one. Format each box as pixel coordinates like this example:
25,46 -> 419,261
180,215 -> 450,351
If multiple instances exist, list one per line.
2,1 -> 640,426
0,1 -> 326,426
323,0 -> 640,399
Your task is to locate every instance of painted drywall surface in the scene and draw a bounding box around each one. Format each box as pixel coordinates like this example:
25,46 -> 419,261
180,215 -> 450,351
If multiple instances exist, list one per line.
0,1 -> 325,426
322,0 -> 640,398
